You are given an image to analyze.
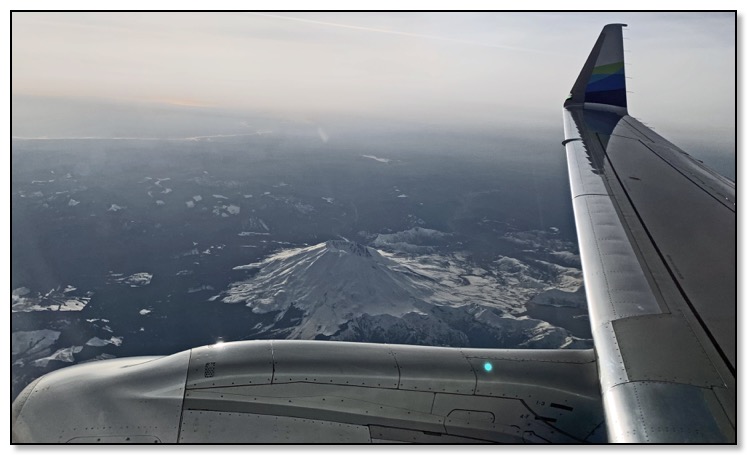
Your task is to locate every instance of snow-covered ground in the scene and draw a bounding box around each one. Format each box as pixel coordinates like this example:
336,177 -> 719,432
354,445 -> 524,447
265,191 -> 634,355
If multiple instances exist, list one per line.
372,227 -> 450,253
85,336 -> 123,347
32,346 -> 83,367
12,286 -> 93,312
12,330 -> 61,357
212,203 -> 240,217
108,272 -> 153,287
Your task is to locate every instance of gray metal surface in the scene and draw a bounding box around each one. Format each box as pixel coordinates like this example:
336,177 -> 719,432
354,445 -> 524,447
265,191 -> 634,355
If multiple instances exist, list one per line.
604,382 -> 730,443
12,340 -> 606,443
369,425 -> 487,443
179,341 -> 603,443
391,344 -> 476,394
271,340 -> 400,388
602,127 -> 736,368
187,340 -> 273,389
183,382 -> 448,434
611,314 -> 723,387
620,116 -> 735,208
570,193 -> 663,322
179,410 -> 371,443
563,103 -> 735,442
12,352 -> 190,443
462,348 -> 600,398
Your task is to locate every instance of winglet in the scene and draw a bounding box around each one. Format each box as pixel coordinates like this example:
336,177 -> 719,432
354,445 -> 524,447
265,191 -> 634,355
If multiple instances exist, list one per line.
565,24 -> 628,112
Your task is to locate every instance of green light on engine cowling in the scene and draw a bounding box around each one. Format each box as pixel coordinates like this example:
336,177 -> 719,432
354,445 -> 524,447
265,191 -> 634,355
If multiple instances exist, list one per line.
483,362 -> 493,372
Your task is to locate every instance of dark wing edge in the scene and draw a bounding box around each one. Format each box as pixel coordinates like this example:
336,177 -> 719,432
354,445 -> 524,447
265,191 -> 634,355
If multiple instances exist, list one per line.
563,24 -> 735,443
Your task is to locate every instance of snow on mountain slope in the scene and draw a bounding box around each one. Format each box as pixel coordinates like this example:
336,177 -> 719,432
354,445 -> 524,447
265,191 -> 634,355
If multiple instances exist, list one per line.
217,238 -> 588,348
372,227 -> 450,253
225,240 -> 433,338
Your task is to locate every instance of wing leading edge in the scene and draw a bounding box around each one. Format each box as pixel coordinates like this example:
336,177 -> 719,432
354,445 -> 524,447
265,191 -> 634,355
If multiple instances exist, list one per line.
563,24 -> 735,443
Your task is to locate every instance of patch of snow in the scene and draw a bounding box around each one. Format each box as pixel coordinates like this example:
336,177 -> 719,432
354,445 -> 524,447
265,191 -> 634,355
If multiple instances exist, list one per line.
361,155 -> 391,163
186,200 -> 195,208
139,308 -> 152,315
188,285 -> 215,294
193,195 -> 203,202
156,200 -> 165,206
68,199 -> 80,206
109,272 -> 152,287
12,330 -> 61,357
12,287 -> 30,297
85,336 -> 122,347
60,299 -> 88,311
12,286 -> 92,313
293,202 -> 314,214
124,272 -> 152,287
373,227 -> 450,253
213,194 -> 229,199
33,346 -> 83,367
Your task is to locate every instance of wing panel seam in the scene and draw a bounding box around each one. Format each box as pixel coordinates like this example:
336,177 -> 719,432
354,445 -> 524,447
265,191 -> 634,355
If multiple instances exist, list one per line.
599,132 -> 735,376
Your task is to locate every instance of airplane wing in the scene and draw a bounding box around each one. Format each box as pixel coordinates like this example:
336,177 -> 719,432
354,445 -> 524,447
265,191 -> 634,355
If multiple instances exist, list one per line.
11,24 -> 735,444
562,24 -> 735,443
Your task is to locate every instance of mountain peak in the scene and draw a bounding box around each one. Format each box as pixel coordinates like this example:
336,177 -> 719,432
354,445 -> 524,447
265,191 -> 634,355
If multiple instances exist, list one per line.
223,240 -> 429,338
324,240 -> 375,258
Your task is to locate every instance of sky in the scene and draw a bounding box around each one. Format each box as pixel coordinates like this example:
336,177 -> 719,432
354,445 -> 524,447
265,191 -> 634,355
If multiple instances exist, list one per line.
11,12 -> 735,147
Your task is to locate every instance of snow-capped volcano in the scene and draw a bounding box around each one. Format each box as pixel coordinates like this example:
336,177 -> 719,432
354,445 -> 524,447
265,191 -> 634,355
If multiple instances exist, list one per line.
217,239 -> 589,348
225,240 -> 434,338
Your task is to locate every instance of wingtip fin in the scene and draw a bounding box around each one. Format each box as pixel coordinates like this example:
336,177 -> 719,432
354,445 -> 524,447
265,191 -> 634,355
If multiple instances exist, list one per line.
565,24 -> 628,112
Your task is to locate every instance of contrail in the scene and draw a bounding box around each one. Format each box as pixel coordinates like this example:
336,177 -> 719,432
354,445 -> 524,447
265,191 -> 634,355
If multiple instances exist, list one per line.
246,12 -> 549,54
